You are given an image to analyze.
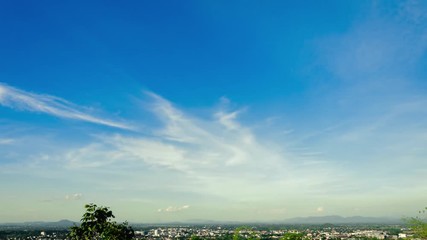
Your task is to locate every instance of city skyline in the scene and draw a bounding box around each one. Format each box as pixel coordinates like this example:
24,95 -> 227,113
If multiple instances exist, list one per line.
1,1 -> 427,223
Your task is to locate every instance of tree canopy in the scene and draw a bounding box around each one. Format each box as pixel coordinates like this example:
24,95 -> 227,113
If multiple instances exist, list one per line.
406,207 -> 427,239
68,203 -> 134,240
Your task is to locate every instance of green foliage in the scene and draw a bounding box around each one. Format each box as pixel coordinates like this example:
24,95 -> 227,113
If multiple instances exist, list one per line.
216,233 -> 234,240
405,207 -> 427,239
280,232 -> 306,240
354,237 -> 379,240
190,235 -> 203,240
233,226 -> 259,240
385,227 -> 401,236
68,203 -> 134,240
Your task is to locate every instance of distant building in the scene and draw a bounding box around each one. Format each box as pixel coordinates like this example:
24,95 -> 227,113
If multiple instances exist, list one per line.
398,233 -> 407,238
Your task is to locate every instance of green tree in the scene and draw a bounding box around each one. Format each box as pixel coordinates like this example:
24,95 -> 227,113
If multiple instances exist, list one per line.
68,203 -> 134,240
190,235 -> 203,240
233,226 -> 260,240
280,232 -> 306,240
406,207 -> 427,239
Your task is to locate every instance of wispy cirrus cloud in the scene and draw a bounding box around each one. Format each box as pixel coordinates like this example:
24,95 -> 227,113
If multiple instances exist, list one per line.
0,138 -> 14,145
64,193 -> 83,201
3,89 -> 426,220
299,0 -> 427,170
316,1 -> 427,92
0,82 -> 133,130
158,205 -> 190,213
66,92 -> 285,173
61,92 -> 340,204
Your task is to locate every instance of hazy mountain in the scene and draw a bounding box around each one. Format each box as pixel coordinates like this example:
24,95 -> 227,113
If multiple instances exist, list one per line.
0,217 -> 404,227
0,220 -> 76,228
283,215 -> 402,224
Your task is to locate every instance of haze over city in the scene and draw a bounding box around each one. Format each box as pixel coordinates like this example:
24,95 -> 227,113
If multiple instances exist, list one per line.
0,1 -> 426,223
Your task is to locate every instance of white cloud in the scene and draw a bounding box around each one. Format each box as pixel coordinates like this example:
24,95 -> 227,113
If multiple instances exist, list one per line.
0,85 -> 5,100
0,82 -> 133,130
0,138 -> 14,145
316,1 -> 427,90
304,1 -> 427,184
65,193 -> 83,201
66,92 -> 286,175
216,110 -> 241,130
158,205 -> 190,213
57,92 -> 303,202
5,89 -> 425,219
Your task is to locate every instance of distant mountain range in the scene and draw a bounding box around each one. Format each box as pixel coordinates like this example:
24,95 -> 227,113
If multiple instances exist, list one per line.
0,216 -> 403,227
283,215 -> 402,224
0,219 -> 76,228
133,216 -> 404,225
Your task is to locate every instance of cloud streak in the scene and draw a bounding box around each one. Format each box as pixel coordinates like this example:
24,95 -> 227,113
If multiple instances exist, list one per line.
61,92 -> 341,203
158,205 -> 190,213
0,83 -> 133,130
2,88 -> 426,220
65,193 -> 83,201
1,1 -> 427,222
0,138 -> 14,145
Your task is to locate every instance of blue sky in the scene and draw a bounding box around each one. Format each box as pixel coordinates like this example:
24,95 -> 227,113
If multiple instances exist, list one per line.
1,1 -> 427,223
